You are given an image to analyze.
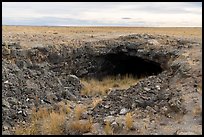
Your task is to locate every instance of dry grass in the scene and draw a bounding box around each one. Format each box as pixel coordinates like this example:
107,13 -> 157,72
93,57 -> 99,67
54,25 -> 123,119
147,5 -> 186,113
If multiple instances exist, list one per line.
68,119 -> 93,134
57,101 -> 71,114
90,97 -> 103,109
15,103 -> 69,135
125,112 -> 134,130
15,107 -> 49,135
15,103 -> 95,135
104,121 -> 113,135
15,120 -> 40,135
41,111 -> 66,135
74,104 -> 86,120
2,26 -> 202,38
81,74 -> 140,96
31,107 -> 50,121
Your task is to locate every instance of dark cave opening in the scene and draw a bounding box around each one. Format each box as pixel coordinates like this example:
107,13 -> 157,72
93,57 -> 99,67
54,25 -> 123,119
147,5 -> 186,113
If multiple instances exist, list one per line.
92,52 -> 163,79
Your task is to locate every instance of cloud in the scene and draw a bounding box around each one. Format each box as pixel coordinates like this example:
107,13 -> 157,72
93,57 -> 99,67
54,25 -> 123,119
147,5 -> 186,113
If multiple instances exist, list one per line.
2,2 -> 202,27
3,16 -> 147,26
122,18 -> 132,20
122,2 -> 202,14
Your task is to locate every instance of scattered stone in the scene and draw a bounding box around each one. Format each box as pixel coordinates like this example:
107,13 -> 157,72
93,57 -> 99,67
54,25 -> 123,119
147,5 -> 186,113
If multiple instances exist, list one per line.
2,131 -> 11,135
159,120 -> 167,126
4,80 -> 9,84
26,98 -> 30,102
7,97 -> 18,105
155,85 -> 160,90
110,111 -> 116,115
104,105 -> 110,109
16,60 -> 26,69
119,108 -> 129,115
148,39 -> 159,45
2,47 -> 11,55
111,121 -> 122,132
83,132 -> 93,135
91,123 -> 104,135
3,125 -> 9,130
63,87 -> 78,101
174,130 -> 200,135
104,116 -> 115,123
2,99 -> 10,108
144,87 -> 151,91
17,110 -> 23,114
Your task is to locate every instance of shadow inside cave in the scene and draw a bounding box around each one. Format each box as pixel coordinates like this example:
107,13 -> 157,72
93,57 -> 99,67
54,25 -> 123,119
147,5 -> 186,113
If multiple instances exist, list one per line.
84,52 -> 163,80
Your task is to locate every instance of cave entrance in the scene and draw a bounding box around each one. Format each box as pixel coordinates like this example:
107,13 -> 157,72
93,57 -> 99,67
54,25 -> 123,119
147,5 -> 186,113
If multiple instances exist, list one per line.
94,52 -> 163,79
80,52 -> 164,96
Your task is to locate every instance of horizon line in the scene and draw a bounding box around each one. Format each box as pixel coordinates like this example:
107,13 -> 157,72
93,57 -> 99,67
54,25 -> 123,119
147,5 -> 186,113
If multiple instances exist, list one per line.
2,25 -> 202,28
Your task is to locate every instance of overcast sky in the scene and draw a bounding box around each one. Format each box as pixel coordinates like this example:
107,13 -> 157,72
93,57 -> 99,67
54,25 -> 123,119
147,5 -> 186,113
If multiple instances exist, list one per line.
2,2 -> 202,27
